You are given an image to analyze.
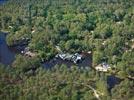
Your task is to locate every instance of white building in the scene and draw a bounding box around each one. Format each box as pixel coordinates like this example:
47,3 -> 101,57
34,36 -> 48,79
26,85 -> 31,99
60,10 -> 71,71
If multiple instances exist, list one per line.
21,47 -> 36,57
95,62 -> 111,72
55,53 -> 83,64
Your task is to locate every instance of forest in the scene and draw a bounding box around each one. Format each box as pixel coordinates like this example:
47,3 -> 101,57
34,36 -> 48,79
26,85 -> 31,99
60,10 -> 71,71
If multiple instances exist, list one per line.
0,0 -> 134,100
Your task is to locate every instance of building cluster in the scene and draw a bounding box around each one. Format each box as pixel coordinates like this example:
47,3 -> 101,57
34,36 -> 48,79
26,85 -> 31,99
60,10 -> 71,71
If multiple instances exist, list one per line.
55,53 -> 84,64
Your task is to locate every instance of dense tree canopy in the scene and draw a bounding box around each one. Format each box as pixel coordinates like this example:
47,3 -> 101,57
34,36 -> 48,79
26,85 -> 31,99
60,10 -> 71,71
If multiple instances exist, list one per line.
0,0 -> 134,100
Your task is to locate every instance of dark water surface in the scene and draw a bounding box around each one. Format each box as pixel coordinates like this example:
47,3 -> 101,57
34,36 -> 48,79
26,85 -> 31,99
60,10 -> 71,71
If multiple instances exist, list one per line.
0,0 -> 7,5
0,32 -> 28,65
0,33 -> 15,65
107,75 -> 122,91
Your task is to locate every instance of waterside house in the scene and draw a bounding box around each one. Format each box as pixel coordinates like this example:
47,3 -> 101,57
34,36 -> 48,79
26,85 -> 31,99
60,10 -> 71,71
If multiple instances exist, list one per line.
21,47 -> 36,57
95,62 -> 111,72
55,53 -> 84,64
12,37 -> 30,47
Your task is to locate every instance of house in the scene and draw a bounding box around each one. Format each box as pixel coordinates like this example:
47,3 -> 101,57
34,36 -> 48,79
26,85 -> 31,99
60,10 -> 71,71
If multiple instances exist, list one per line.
131,43 -> 134,49
88,51 -> 92,54
116,21 -> 122,25
55,53 -> 83,64
102,41 -> 107,46
131,39 -> 134,42
72,53 -> 83,63
55,46 -> 62,52
21,47 -> 36,57
9,26 -> 13,29
91,31 -> 94,33
32,30 -> 35,34
95,62 -> 111,72
55,53 -> 66,60
24,51 -> 36,57
65,53 -> 73,61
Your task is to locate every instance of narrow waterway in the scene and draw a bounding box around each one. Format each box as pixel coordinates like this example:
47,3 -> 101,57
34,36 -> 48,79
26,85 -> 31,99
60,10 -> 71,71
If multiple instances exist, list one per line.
0,33 -> 15,65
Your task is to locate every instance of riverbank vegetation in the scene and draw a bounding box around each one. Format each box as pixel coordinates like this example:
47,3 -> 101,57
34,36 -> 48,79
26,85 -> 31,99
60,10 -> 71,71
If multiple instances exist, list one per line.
0,0 -> 134,99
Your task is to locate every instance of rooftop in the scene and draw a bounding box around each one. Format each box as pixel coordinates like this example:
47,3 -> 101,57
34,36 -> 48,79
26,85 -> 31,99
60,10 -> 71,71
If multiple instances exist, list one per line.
95,62 -> 111,72
55,53 -> 83,64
